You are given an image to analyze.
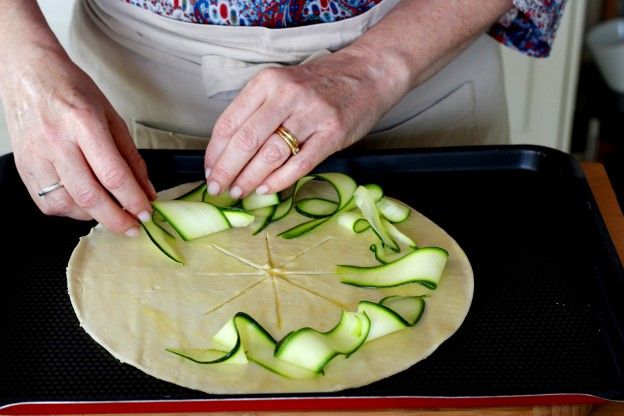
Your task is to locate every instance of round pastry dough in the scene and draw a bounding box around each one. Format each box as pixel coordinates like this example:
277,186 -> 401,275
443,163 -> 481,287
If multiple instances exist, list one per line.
67,181 -> 473,394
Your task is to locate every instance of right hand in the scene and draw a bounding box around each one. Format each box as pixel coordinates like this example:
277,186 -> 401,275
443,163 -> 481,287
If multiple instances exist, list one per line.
0,48 -> 156,236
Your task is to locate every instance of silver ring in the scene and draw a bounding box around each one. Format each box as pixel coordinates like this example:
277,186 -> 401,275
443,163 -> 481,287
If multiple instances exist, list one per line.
38,181 -> 64,197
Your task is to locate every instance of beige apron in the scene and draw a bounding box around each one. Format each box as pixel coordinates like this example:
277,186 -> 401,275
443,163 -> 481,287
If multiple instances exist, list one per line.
68,0 -> 509,150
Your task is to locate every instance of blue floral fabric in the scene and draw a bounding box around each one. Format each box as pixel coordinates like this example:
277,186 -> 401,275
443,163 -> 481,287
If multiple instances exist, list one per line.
124,0 -> 567,57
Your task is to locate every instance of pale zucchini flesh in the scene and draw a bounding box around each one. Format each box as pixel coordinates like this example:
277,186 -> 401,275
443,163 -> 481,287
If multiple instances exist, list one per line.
338,247 -> 449,289
222,209 -> 255,228
152,200 -> 231,241
202,190 -> 238,208
141,220 -> 184,264
354,186 -> 399,252
377,197 -> 411,223
242,192 -> 279,211
176,182 -> 206,202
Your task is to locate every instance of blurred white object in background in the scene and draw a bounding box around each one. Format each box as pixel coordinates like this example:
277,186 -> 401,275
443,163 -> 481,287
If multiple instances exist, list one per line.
588,18 -> 624,93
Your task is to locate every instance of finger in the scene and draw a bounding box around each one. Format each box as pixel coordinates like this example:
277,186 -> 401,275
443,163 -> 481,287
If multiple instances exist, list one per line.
76,115 -> 153,223
204,77 -> 268,176
53,143 -> 141,236
107,111 -> 157,200
229,120 -> 314,198
18,157 -> 91,220
206,101 -> 289,196
255,133 -> 336,193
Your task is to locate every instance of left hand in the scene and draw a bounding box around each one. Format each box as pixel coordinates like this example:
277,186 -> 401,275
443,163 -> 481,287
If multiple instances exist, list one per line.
203,48 -> 407,198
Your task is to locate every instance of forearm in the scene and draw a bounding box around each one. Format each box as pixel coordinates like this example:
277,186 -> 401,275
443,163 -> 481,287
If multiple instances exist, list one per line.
342,0 -> 514,102
0,0 -> 68,92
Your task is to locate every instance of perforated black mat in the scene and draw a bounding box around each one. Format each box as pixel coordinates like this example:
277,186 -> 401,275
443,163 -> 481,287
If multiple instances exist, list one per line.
1,146 -> 623,408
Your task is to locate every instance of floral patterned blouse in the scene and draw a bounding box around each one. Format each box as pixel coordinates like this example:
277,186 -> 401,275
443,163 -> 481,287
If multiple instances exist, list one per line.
124,0 -> 567,57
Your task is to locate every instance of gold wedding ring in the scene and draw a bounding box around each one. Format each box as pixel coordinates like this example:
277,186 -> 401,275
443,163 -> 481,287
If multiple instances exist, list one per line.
275,126 -> 300,156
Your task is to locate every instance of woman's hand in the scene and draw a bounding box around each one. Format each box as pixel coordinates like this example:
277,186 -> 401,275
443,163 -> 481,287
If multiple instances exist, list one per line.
204,0 -> 514,198
0,45 -> 156,236
203,47 -> 409,198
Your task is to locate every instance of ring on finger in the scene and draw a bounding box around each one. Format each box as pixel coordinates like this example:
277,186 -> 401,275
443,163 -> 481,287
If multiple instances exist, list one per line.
38,181 -> 64,197
275,126 -> 300,156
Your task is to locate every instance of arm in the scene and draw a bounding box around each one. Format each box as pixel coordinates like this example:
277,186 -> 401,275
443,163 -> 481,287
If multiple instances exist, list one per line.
204,0 -> 514,198
0,0 -> 155,235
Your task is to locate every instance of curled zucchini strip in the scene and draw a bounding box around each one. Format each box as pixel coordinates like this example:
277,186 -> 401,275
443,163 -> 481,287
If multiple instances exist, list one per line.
354,186 -> 399,252
337,212 -> 370,233
167,296 -> 425,378
278,173 -> 357,238
377,197 -> 411,223
141,220 -> 184,264
152,200 -> 231,241
338,247 -> 449,289
369,243 -> 414,264
275,311 -> 371,372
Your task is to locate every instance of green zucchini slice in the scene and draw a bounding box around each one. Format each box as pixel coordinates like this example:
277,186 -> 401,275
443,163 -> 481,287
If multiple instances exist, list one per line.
369,243 -> 414,264
382,218 -> 417,248
175,182 -> 206,202
278,217 -> 330,239
152,200 -> 231,241
295,198 -> 338,218
202,189 -> 239,208
338,247 -> 449,289
379,295 -> 425,326
272,198 -> 293,221
354,186 -> 399,252
141,220 -> 184,264
168,297 -> 425,378
222,209 -> 255,228
169,313 -> 317,379
241,192 -> 279,211
357,301 -> 409,341
377,197 -> 411,223
249,205 -> 277,235
274,311 -> 370,372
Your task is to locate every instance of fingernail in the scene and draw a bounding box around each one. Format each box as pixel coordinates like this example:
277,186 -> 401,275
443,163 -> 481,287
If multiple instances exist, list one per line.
207,180 -> 221,196
230,186 -> 242,199
205,167 -> 212,179
256,184 -> 269,195
138,210 -> 152,223
125,226 -> 141,237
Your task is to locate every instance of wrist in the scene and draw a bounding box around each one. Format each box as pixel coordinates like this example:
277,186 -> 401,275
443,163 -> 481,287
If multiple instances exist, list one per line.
0,2 -> 67,94
339,42 -> 413,110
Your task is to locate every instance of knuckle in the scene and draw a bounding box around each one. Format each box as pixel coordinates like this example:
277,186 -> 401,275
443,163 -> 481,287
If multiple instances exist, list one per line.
233,128 -> 258,153
261,141 -> 287,164
269,175 -> 295,193
123,195 -> 146,213
213,117 -> 237,138
100,167 -> 128,191
293,155 -> 315,174
44,195 -> 74,216
66,104 -> 98,128
257,67 -> 281,83
326,112 -> 348,135
211,164 -> 234,183
106,217 -> 132,234
285,79 -> 308,97
234,175 -> 255,191
73,186 -> 101,209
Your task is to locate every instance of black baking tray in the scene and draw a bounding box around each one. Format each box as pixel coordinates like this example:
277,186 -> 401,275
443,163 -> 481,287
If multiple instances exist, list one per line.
1,145 -> 623,413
